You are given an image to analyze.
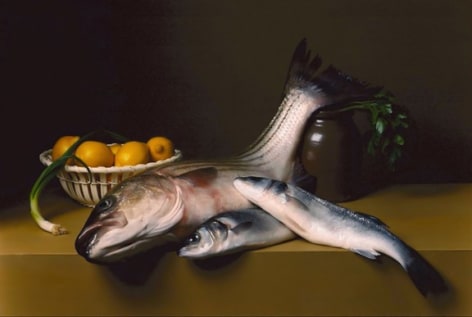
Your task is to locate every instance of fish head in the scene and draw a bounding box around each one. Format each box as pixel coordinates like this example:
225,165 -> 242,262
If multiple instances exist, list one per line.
75,172 -> 185,263
177,219 -> 229,259
233,176 -> 312,224
233,176 -> 290,203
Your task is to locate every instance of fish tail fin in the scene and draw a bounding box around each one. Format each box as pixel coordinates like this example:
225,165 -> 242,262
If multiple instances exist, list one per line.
284,38 -> 383,107
402,246 -> 449,298
283,38 -> 323,94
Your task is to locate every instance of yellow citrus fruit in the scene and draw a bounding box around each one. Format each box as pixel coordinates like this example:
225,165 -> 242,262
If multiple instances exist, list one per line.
108,143 -> 121,155
51,135 -> 80,161
74,141 -> 114,167
114,141 -> 150,167
146,136 -> 174,161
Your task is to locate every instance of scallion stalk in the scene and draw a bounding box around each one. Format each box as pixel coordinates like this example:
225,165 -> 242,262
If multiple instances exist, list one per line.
30,130 -> 128,235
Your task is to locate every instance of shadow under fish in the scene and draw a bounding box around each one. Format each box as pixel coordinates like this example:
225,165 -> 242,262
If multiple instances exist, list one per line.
104,243 -> 177,286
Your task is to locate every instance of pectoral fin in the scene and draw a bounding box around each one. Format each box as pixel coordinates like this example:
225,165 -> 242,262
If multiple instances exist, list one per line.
285,194 -> 310,212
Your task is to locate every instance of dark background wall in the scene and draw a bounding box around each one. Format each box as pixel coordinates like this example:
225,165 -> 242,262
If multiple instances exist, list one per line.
1,0 -> 471,204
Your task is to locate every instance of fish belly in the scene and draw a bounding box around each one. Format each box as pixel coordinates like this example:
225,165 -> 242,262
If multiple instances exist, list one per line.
170,167 -> 273,238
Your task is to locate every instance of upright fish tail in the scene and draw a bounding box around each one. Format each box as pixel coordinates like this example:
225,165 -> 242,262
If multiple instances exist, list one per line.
284,38 -> 383,107
238,39 -> 384,180
282,38 -> 322,95
401,244 -> 449,298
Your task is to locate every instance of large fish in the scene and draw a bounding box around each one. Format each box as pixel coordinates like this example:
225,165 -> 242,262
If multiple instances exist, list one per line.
75,39 -> 381,263
233,176 -> 449,298
178,208 -> 295,259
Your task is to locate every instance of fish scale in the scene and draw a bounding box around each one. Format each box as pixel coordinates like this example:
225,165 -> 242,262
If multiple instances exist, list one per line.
240,91 -> 315,163
157,90 -> 322,180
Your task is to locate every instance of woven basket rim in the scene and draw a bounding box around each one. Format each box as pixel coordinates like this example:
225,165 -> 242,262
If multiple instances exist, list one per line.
39,148 -> 182,173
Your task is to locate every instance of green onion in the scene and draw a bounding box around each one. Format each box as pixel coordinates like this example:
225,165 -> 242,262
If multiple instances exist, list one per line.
30,130 -> 128,235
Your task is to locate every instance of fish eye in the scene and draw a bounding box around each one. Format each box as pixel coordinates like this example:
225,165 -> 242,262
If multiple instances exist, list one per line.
273,181 -> 288,195
187,232 -> 201,244
95,196 -> 116,213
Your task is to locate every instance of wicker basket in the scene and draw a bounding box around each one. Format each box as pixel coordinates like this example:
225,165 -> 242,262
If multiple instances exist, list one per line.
39,148 -> 182,207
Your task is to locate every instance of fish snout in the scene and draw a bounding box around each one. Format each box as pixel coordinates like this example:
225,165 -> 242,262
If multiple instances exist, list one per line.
233,176 -> 271,200
75,224 -> 104,263
75,210 -> 128,262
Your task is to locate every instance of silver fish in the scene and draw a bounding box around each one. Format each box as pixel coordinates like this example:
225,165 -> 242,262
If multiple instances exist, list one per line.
177,208 -> 295,259
233,176 -> 448,297
75,39 -> 380,263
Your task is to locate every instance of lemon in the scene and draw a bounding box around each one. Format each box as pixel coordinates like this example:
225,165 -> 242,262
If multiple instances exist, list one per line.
74,141 -> 114,167
108,143 -> 121,155
51,135 -> 80,161
114,141 -> 150,166
147,136 -> 174,161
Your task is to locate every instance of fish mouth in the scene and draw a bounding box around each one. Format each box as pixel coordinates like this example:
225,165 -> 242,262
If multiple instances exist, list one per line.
75,210 -> 128,263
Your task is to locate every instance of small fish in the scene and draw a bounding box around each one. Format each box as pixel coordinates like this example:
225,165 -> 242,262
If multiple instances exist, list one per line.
233,176 -> 449,298
178,208 -> 295,259
75,39 -> 381,263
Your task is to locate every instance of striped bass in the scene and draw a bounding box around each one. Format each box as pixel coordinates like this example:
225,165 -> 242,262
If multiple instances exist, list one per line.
233,176 -> 449,298
75,39 -> 380,263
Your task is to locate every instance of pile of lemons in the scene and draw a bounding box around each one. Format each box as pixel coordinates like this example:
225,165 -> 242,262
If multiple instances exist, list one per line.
51,135 -> 175,167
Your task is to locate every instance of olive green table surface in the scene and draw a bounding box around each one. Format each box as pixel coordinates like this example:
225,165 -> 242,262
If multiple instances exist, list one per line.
0,183 -> 471,316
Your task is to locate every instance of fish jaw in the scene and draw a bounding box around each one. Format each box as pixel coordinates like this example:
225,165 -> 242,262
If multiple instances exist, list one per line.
177,220 -> 229,259
176,227 -> 214,258
75,173 -> 185,263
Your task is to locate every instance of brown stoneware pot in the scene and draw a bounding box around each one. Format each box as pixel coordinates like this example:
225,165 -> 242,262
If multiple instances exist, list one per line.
301,110 -> 362,202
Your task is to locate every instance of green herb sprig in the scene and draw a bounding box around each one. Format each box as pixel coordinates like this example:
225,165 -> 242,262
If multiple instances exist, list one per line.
30,130 -> 128,235
334,90 -> 410,170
